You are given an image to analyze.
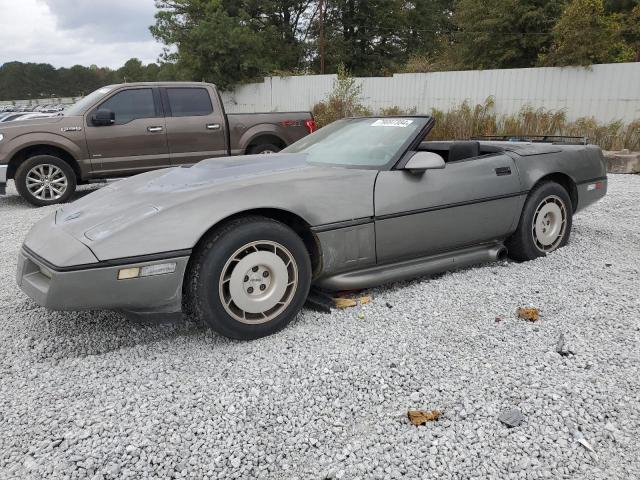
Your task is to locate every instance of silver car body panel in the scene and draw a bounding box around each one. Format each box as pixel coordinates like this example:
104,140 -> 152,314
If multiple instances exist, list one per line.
17,119 -> 609,315
54,154 -> 378,261
18,248 -> 188,313
374,153 -> 524,262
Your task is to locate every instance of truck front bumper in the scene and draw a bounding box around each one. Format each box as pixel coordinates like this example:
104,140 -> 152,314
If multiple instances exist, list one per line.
17,247 -> 190,315
0,164 -> 7,195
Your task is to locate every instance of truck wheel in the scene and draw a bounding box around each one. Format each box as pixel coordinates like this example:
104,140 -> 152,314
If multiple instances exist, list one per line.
15,155 -> 76,207
249,143 -> 281,155
186,216 -> 311,340
506,181 -> 573,261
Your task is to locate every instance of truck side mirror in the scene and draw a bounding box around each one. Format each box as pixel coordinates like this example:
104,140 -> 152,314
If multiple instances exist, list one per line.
403,151 -> 445,172
91,109 -> 115,126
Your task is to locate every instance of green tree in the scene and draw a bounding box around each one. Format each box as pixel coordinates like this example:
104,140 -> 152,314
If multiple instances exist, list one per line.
313,0 -> 453,76
440,0 -> 565,70
150,0 -> 311,89
541,0 -> 631,66
619,4 -> 640,60
0,60 -> 178,101
117,58 -> 148,82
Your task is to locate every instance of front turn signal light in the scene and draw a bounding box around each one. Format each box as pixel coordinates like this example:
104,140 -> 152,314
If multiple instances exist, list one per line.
117,267 -> 141,280
117,262 -> 176,280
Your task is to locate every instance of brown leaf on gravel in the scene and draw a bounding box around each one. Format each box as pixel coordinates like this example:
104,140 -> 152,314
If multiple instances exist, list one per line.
407,409 -> 442,426
516,307 -> 540,322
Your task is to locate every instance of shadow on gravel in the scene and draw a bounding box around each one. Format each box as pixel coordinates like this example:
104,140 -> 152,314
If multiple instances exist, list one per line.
0,184 -> 105,210
11,299 -> 219,362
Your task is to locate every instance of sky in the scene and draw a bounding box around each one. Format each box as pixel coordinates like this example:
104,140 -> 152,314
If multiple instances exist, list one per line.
0,0 -> 165,69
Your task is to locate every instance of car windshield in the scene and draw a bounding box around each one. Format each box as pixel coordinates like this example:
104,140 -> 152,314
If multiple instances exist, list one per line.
282,117 -> 429,168
64,86 -> 114,116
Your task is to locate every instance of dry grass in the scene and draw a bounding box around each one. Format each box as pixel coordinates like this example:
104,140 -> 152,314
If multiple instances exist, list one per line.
314,88 -> 640,151
312,66 -> 372,128
427,97 -> 640,151
379,106 -> 417,116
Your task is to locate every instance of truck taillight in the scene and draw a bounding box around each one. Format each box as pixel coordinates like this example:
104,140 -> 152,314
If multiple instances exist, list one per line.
305,119 -> 317,134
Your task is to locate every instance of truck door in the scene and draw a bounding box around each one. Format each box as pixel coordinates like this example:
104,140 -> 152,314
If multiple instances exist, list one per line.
161,86 -> 228,166
85,87 -> 170,176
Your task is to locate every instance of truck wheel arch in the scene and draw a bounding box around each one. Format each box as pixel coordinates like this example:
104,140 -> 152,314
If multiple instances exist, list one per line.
245,134 -> 286,154
8,144 -> 81,181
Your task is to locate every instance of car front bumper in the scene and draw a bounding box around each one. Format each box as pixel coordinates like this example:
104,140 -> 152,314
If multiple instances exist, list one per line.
17,247 -> 190,315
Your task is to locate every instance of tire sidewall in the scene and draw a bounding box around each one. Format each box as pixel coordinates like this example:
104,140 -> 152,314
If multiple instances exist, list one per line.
194,220 -> 311,339
518,183 -> 573,259
15,155 -> 76,207
250,144 -> 281,155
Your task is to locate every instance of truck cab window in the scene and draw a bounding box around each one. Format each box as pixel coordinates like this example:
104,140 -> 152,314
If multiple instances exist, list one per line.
166,88 -> 213,117
98,88 -> 157,125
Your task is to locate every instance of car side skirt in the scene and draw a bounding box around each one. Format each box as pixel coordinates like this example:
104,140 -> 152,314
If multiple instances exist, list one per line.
314,242 -> 507,291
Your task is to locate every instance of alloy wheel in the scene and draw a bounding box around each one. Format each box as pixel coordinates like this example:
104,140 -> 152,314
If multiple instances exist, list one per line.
531,195 -> 567,252
218,240 -> 298,324
26,164 -> 68,201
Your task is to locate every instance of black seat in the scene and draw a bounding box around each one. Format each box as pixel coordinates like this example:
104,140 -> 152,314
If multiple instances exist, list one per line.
448,141 -> 480,162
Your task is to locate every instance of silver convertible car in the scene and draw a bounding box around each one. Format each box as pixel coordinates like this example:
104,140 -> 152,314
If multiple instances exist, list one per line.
17,116 -> 607,339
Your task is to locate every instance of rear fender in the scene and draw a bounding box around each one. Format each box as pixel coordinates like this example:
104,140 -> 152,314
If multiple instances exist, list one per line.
237,124 -> 286,152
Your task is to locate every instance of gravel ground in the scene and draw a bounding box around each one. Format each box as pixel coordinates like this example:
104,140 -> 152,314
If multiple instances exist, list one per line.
0,175 -> 639,480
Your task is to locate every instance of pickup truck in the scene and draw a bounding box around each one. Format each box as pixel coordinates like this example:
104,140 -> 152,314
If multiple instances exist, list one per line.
0,82 -> 315,206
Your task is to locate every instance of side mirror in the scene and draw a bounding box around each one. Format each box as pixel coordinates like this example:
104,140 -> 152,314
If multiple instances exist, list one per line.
403,151 -> 445,172
91,108 -> 115,126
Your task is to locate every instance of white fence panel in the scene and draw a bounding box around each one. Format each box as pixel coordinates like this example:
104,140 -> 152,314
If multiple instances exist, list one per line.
3,63 -> 639,122
221,63 -> 640,122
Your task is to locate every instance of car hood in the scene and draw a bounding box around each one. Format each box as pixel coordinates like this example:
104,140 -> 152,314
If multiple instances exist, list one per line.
59,154 -> 317,223
53,153 -> 378,261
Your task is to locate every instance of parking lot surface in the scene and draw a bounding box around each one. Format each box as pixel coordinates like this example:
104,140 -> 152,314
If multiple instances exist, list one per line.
1,175 -> 639,479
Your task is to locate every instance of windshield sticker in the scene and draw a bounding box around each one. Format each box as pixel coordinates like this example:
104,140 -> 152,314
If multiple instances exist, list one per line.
371,119 -> 414,127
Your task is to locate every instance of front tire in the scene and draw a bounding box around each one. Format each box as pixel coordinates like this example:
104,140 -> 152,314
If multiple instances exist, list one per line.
15,155 -> 76,206
506,181 -> 573,261
186,216 -> 311,340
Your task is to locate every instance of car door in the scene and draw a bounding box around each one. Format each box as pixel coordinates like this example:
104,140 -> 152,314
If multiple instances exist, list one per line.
374,151 -> 523,263
85,87 -> 169,176
161,86 -> 228,166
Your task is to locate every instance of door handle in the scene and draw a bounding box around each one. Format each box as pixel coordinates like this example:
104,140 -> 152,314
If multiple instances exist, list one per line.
147,126 -> 163,133
206,123 -> 221,130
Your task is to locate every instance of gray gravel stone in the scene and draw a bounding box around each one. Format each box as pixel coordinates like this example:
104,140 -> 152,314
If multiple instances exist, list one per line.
0,176 -> 639,479
498,408 -> 525,428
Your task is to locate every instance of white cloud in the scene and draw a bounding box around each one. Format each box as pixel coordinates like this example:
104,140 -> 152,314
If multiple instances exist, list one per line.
0,0 -> 165,68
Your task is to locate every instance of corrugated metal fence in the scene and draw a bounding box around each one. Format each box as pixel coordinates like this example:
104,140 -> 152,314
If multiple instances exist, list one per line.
221,63 -> 640,123
3,63 -> 638,122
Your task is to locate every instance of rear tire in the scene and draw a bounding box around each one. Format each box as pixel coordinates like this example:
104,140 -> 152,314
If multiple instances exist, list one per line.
249,143 -> 281,155
506,181 -> 573,261
15,155 -> 76,207
185,216 -> 311,340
